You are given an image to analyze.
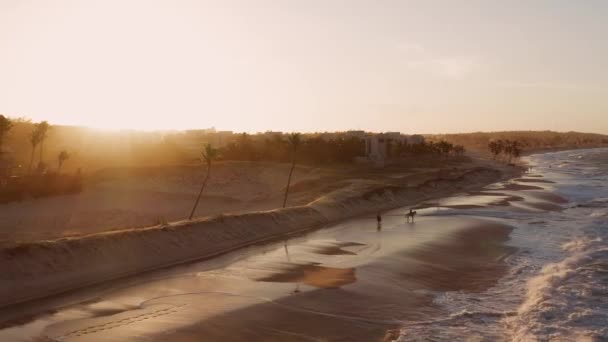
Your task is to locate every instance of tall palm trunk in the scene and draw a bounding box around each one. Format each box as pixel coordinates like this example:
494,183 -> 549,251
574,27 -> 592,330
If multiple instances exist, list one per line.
282,155 -> 296,208
39,141 -> 44,165
189,162 -> 211,220
28,146 -> 36,174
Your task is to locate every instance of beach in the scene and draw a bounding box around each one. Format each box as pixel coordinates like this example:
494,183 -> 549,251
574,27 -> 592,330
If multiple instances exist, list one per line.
0,157 -> 516,308
0,205 -> 518,342
0,154 -> 528,340
2,149 -> 607,341
2,1 -> 607,340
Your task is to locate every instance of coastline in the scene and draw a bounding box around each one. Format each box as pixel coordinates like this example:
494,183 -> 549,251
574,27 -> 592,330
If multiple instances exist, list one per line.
521,145 -> 608,156
0,161 -> 523,310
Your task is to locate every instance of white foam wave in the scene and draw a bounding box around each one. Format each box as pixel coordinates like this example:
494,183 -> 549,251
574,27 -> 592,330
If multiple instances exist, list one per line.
507,242 -> 608,341
504,150 -> 608,341
395,148 -> 608,341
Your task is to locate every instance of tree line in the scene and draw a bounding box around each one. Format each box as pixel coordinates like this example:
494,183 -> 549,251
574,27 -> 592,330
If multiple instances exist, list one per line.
392,140 -> 465,159
218,133 -> 365,165
1,115 -> 71,174
488,139 -> 522,164
0,115 -> 80,203
430,131 -> 608,155
218,133 -> 466,164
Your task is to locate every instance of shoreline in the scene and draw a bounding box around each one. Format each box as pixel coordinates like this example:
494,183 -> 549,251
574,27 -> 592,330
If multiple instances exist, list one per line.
0,162 -> 523,311
521,145 -> 608,156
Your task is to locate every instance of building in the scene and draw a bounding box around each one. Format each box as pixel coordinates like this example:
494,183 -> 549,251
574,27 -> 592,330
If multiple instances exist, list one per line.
362,132 -> 425,167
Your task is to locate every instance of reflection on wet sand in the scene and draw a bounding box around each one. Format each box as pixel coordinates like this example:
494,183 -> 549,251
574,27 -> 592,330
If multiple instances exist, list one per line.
5,217 -> 515,342
513,178 -> 555,184
495,183 -> 544,191
257,263 -> 357,288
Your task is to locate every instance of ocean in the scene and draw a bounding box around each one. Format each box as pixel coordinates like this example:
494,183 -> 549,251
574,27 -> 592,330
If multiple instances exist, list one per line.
397,148 -> 608,341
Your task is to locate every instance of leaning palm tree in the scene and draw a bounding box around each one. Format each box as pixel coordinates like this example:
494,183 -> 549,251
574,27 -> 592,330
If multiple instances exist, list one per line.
189,143 -> 218,220
0,115 -> 13,153
57,150 -> 70,173
282,133 -> 301,208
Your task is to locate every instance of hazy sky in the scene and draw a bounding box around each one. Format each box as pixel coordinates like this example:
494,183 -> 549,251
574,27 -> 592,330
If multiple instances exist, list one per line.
1,0 -> 607,133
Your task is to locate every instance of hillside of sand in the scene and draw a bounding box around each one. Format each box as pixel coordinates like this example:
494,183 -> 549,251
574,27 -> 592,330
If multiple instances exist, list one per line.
0,158 -> 491,246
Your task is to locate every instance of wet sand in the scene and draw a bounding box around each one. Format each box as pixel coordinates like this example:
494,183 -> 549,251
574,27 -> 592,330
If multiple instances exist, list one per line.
0,215 -> 516,342
513,178 -> 555,184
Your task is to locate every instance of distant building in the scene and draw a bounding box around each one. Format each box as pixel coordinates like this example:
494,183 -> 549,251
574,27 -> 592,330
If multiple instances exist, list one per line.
361,132 -> 425,167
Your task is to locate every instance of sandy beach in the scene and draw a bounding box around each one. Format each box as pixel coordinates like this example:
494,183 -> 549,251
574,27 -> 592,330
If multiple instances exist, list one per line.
2,1 -> 607,339
4,148 -> 606,341
0,158 -> 519,309
0,211 -> 520,342
0,160 -> 568,341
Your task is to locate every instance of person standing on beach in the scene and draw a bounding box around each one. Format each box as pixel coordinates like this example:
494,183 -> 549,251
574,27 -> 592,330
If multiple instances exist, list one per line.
376,212 -> 382,231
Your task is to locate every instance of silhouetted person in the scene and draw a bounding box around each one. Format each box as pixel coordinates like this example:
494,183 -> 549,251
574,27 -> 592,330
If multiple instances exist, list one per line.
376,212 -> 382,231
406,208 -> 417,223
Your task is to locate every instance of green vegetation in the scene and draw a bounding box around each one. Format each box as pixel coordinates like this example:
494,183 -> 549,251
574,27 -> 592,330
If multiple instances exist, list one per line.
0,115 -> 13,153
430,131 -> 608,155
219,133 -> 364,165
391,140 -> 465,159
488,140 -> 522,164
28,121 -> 51,174
57,150 -> 70,173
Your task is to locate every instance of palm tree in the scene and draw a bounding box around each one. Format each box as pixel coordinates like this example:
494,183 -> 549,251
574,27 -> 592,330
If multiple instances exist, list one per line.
282,133 -> 301,208
436,140 -> 454,159
505,140 -> 522,164
189,143 -> 218,220
28,129 -> 42,174
0,115 -> 13,153
36,121 -> 50,166
57,150 -> 70,173
488,140 -> 505,160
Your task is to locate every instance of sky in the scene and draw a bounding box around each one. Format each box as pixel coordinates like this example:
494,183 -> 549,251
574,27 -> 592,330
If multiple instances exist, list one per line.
0,0 -> 607,133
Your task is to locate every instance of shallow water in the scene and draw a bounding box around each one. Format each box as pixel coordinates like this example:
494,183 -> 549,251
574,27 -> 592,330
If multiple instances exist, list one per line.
396,148 -> 608,341
1,215 -> 515,341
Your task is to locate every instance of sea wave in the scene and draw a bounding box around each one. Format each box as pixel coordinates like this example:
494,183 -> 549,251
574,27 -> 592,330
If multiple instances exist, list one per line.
395,148 -> 608,341
507,237 -> 608,341
505,150 -> 608,341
